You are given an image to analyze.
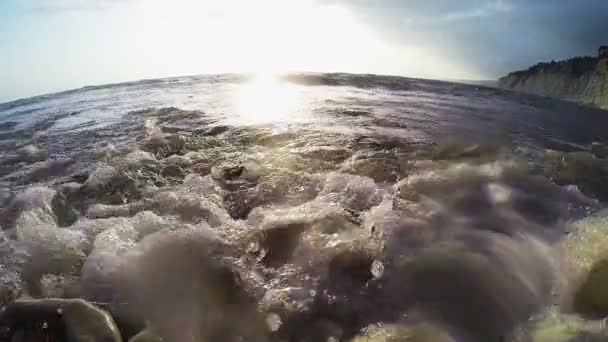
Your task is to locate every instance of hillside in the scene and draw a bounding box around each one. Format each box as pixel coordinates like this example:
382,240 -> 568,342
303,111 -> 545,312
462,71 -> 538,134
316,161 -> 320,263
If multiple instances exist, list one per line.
498,54 -> 608,109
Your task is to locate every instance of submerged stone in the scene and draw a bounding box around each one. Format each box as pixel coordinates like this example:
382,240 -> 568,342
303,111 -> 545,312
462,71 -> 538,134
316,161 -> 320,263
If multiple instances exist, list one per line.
0,298 -> 122,342
573,258 -> 608,318
129,329 -> 163,342
350,323 -> 452,342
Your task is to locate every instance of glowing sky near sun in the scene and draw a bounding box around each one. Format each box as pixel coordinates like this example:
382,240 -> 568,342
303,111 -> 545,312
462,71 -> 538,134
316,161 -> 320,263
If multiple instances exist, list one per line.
1,0 -> 605,103
0,0 -> 478,102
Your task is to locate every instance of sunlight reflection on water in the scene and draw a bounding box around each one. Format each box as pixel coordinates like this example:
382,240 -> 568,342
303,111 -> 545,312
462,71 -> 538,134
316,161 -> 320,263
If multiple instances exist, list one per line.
233,74 -> 303,125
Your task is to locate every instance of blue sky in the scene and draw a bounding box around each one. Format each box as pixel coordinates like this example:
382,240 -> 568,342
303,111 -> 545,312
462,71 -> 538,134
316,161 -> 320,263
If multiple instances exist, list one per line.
1,0 -> 607,103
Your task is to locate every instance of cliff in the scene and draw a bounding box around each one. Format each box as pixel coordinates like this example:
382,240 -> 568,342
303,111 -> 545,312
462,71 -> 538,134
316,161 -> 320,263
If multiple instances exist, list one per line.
498,56 -> 608,109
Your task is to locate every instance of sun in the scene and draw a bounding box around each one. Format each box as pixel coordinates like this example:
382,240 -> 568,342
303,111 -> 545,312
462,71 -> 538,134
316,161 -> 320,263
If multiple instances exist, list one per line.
233,74 -> 301,124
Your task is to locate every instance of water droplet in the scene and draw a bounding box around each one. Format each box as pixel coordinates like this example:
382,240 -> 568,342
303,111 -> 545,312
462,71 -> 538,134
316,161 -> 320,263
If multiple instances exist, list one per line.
371,260 -> 384,279
42,322 -> 48,329
265,313 -> 282,332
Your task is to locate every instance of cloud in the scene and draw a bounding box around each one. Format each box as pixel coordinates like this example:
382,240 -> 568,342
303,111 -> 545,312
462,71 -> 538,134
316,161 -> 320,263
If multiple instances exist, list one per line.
27,0 -> 129,13
318,0 -> 608,78
440,1 -> 513,22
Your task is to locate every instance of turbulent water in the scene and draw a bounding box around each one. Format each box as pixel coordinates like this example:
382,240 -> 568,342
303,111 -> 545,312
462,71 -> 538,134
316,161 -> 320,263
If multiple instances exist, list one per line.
1,73 -> 608,341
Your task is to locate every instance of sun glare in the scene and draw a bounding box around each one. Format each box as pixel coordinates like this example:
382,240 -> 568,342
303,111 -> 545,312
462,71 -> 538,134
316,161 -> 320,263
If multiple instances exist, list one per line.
234,74 -> 301,124
128,0 -> 479,83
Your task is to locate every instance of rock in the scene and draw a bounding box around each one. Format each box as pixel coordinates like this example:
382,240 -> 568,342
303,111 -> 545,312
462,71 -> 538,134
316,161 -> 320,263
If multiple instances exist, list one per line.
151,191 -> 227,226
129,329 -> 163,342
86,202 -> 144,219
114,150 -> 157,169
327,248 -> 376,288
0,298 -> 122,342
350,324 -> 452,342
84,165 -> 123,191
562,152 -> 608,202
0,285 -> 20,309
16,145 -> 48,163
51,190 -> 79,227
141,132 -> 187,158
131,211 -> 172,237
192,162 -> 211,176
69,217 -> 133,241
573,258 -> 608,318
83,164 -> 138,203
320,172 -> 385,212
184,151 -> 207,162
17,220 -> 89,296
123,230 -> 269,341
591,143 -> 608,159
345,154 -> 408,183
401,238 -> 552,341
39,274 -> 80,298
432,141 -> 499,161
96,143 -> 119,162
160,164 -> 184,178
1,186 -> 56,230
22,158 -> 76,183
162,154 -> 192,168
252,223 -> 308,267
520,308 -> 608,342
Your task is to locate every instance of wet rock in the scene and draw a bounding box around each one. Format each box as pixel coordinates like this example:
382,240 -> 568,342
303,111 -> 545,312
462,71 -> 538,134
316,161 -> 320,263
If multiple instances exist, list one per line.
152,191 -> 227,226
182,135 -> 224,150
0,298 -> 122,342
184,151 -> 207,162
22,158 -> 76,183
83,164 -> 138,204
321,172 -> 385,212
69,216 -> 133,242
253,223 -> 307,267
0,285 -> 20,310
163,154 -> 192,168
123,230 -> 269,341
1,186 -> 56,230
141,132 -> 187,158
51,190 -> 79,227
17,221 -> 88,296
96,143 -> 119,162
402,237 -> 552,341
129,329 -> 163,342
518,309 -> 608,342
562,152 -> 608,202
573,258 -> 608,318
16,145 -> 48,163
591,142 -> 608,159
350,323 -> 452,342
192,161 -> 212,176
79,222 -> 139,303
39,274 -> 80,298
327,248 -> 376,288
224,191 -> 253,220
86,202 -> 144,219
344,151 -> 409,183
432,141 -> 500,161
84,165 -> 123,191
114,150 -> 157,169
260,287 -> 313,314
160,164 -> 184,178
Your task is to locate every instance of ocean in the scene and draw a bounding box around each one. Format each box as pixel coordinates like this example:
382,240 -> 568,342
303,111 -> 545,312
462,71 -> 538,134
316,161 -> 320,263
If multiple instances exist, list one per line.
1,73 -> 608,341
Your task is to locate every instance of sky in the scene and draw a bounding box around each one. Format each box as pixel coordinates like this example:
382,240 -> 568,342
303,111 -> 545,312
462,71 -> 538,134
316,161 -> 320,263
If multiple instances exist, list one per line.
1,0 -> 607,103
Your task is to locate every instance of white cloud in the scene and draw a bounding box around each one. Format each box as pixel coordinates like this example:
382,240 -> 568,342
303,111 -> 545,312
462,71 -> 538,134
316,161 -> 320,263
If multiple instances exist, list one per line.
441,0 -> 513,21
27,0 -> 129,13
